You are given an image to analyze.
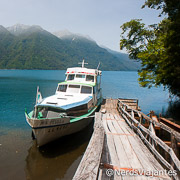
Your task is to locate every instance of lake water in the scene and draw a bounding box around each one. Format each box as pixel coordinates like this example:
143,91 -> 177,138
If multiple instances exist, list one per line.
0,70 -> 169,180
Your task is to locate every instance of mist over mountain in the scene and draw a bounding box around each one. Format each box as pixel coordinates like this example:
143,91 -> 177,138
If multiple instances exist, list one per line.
6,24 -> 43,36
53,30 -> 95,42
0,24 -> 141,70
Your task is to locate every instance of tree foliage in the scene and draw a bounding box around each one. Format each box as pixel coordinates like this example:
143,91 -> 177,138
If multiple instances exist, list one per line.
120,0 -> 180,97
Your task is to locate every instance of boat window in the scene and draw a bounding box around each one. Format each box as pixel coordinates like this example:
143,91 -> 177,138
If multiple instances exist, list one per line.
76,74 -> 85,78
67,74 -> 75,80
67,85 -> 80,93
81,86 -> 92,94
58,84 -> 67,92
86,75 -> 94,82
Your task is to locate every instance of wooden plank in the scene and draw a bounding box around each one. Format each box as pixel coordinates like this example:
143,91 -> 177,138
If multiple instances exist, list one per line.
110,114 -> 165,179
164,141 -> 180,147
111,119 -> 143,170
106,114 -> 131,168
160,117 -> 180,133
102,114 -> 120,167
73,112 -> 104,180
127,135 -> 161,171
98,135 -> 112,180
114,114 -> 134,135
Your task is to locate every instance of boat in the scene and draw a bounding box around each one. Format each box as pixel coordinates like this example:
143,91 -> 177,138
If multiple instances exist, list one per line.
25,59 -> 102,147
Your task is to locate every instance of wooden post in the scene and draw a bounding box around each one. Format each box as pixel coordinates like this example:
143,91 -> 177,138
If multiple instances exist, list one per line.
149,110 -> 155,118
159,113 -> 162,122
136,99 -> 138,110
149,121 -> 156,148
139,114 -> 142,124
131,109 -> 134,119
171,133 -> 179,169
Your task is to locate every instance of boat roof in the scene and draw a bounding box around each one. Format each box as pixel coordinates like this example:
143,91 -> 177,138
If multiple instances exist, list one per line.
66,59 -> 102,75
66,67 -> 100,76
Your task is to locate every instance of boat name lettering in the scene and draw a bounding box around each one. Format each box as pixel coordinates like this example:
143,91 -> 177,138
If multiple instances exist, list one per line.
47,124 -> 68,133
50,119 -> 65,125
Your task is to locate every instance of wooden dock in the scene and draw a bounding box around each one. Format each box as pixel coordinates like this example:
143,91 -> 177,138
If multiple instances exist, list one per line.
73,99 -> 180,180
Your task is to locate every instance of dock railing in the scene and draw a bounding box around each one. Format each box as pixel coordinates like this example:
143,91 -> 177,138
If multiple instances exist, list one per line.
117,98 -> 180,175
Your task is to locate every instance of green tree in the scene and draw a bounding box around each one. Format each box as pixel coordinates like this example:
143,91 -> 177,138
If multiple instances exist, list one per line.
120,0 -> 180,97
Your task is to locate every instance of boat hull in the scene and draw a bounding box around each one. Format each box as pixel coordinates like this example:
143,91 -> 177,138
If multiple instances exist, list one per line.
25,101 -> 101,147
32,117 -> 92,146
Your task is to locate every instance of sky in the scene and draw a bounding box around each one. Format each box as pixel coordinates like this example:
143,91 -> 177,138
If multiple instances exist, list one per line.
0,0 -> 163,52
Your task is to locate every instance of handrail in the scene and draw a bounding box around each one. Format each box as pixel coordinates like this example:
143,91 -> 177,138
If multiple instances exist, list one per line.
118,98 -> 180,142
117,99 -> 180,176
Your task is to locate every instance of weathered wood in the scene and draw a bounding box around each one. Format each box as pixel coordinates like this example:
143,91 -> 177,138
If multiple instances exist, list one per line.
118,99 -> 180,144
171,133 -> 180,165
73,112 -> 104,180
74,99 -> 177,180
118,99 -> 180,174
98,135 -> 111,180
140,112 -> 180,142
160,117 -> 180,133
164,141 -> 180,147
149,121 -> 156,147
118,99 -> 180,142
105,100 -> 171,179
112,119 -> 143,170
123,108 -> 180,172
106,114 -> 131,168
138,123 -> 180,172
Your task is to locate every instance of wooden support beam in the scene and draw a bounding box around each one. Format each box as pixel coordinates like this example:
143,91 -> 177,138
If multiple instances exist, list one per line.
159,117 -> 180,133
164,141 -> 180,147
171,134 -> 180,161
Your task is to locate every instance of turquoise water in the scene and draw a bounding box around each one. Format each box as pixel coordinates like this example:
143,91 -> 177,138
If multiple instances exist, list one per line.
0,70 -> 169,180
0,70 -> 169,129
102,71 -> 169,114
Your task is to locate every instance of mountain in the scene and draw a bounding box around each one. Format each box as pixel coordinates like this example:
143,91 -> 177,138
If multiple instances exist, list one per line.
0,25 -> 16,65
0,25 -> 9,33
0,25 -> 75,69
6,24 -> 43,36
0,24 -> 141,70
53,31 -> 141,70
104,47 -> 141,71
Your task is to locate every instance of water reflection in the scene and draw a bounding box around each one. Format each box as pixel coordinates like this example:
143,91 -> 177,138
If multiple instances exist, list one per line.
25,121 -> 94,180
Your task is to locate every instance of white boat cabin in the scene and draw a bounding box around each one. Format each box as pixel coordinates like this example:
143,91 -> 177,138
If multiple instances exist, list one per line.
56,66 -> 102,96
66,67 -> 101,84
